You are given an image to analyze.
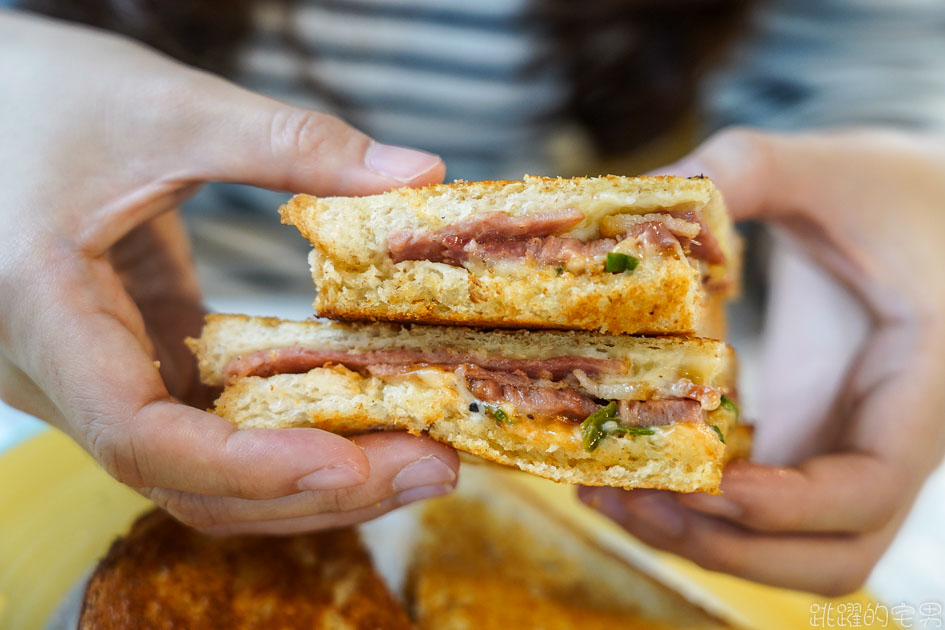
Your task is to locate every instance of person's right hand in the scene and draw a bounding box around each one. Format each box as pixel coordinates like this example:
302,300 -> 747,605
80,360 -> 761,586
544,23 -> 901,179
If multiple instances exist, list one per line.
0,10 -> 457,535
580,128 -> 945,594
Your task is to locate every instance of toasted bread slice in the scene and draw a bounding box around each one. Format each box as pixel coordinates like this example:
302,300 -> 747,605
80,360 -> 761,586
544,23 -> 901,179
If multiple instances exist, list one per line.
188,315 -> 751,493
79,509 -> 411,630
281,175 -> 738,335
407,466 -> 734,629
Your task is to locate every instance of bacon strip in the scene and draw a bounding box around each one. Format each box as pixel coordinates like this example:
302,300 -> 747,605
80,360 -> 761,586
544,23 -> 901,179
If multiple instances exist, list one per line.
223,346 -> 625,385
599,212 -> 701,240
668,209 -> 725,265
466,236 -> 617,267
388,209 -> 585,265
387,207 -> 724,270
605,210 -> 724,265
460,365 -> 600,420
618,399 -> 703,427
628,221 -> 682,252
223,347 -> 715,425
660,378 -> 722,410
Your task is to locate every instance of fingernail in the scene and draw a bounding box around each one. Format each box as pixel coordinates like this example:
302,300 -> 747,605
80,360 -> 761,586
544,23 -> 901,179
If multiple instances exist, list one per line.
365,141 -> 441,183
297,465 -> 367,491
627,494 -> 687,538
392,455 -> 456,492
397,483 -> 453,506
678,493 -> 743,520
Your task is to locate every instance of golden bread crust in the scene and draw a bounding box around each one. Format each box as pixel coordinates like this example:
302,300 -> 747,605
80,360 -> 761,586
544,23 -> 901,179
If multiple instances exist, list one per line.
79,510 -> 411,630
310,252 -> 705,335
407,481 -> 733,629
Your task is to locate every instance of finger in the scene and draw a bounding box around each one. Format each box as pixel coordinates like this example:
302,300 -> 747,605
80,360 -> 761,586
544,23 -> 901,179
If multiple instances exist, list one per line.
183,74 -> 445,196
656,129 -> 945,315
107,211 -> 209,405
676,457 -> 902,534
145,432 -> 458,531
677,321 -> 942,535
118,403 -> 373,499
9,253 -> 371,499
199,488 -> 446,537
650,127 -> 787,221
580,487 -> 893,596
75,77 -> 446,257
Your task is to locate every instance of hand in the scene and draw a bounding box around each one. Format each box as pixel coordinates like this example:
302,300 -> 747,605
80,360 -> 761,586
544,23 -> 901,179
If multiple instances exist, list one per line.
0,11 -> 457,535
580,128 -> 945,594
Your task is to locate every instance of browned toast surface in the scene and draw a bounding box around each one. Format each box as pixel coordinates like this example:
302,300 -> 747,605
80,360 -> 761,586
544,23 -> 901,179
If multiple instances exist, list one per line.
79,510 -> 411,630
407,487 -> 733,629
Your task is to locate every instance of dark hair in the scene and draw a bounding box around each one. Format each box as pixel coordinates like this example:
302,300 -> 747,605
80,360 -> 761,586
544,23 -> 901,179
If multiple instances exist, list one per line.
538,0 -> 752,153
16,0 -> 752,155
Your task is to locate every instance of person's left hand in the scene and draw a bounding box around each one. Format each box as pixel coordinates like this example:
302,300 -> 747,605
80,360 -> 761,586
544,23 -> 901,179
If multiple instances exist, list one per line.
579,128 -> 945,595
0,11 -> 455,537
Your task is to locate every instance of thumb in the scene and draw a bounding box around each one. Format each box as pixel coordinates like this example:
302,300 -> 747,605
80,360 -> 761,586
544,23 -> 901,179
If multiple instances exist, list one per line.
181,75 -> 445,196
650,128 -> 789,222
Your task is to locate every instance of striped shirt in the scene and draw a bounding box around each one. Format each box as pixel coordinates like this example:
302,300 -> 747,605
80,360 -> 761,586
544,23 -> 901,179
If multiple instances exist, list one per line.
708,0 -> 945,133
183,0 -> 945,296
237,0 -> 566,182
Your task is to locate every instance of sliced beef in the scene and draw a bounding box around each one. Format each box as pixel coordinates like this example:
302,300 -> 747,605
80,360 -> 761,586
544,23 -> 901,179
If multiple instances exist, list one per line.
223,346 -> 625,385
223,347 -> 717,427
466,236 -> 617,267
599,212 -> 700,240
627,221 -> 682,252
618,399 -> 704,427
460,365 -> 600,420
529,236 -> 617,264
621,217 -> 724,265
387,205 -> 724,270
387,209 -> 584,265
668,209 -> 726,265
659,377 -> 722,410
225,347 -> 359,384
463,239 -> 528,262
602,204 -> 724,266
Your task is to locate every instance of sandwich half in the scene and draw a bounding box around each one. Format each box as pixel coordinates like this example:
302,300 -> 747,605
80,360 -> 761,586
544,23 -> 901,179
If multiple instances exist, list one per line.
280,175 -> 738,336
407,467 -> 735,629
188,314 -> 750,493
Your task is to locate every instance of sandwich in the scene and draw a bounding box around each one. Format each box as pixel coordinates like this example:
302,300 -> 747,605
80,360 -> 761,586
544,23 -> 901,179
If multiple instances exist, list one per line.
280,175 -> 738,336
187,314 -> 750,493
407,465 -> 734,629
79,509 -> 411,629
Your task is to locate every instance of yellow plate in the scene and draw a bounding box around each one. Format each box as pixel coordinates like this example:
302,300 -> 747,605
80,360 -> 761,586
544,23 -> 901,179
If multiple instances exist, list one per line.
0,431 -> 895,630
0,431 -> 150,630
507,467 -> 898,630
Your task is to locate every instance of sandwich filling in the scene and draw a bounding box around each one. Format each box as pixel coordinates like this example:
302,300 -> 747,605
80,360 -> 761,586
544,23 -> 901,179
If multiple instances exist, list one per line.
223,346 -> 733,451
386,204 -> 724,277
